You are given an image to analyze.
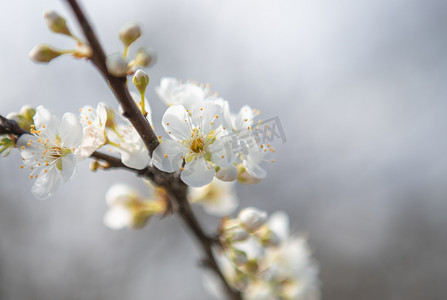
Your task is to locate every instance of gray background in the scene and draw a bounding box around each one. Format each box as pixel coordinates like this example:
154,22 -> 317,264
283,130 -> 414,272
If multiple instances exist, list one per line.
1,0 -> 447,299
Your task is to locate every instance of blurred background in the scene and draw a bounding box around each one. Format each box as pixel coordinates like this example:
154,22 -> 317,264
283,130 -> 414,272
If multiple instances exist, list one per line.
1,0 -> 447,299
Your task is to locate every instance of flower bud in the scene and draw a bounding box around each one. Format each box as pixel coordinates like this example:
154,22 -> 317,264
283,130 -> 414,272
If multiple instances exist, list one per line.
238,207 -> 267,232
134,47 -> 156,68
119,22 -> 141,46
132,70 -> 150,95
19,105 -> 36,121
74,43 -> 92,59
106,54 -> 128,77
43,10 -> 71,36
29,44 -> 62,63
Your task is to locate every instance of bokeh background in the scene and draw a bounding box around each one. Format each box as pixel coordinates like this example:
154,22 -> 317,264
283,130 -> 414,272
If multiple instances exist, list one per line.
1,0 -> 447,299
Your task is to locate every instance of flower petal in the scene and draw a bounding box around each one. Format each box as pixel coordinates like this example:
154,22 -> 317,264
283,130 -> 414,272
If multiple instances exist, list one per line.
34,106 -> 59,140
202,193 -> 238,217
156,77 -> 180,106
76,125 -> 106,160
209,134 -> 237,167
215,165 -> 238,182
232,105 -> 255,132
96,103 -> 108,128
193,101 -> 223,136
120,146 -> 150,170
151,140 -> 186,172
181,157 -> 215,187
244,157 -> 267,179
268,211 -> 290,242
31,167 -> 60,200
60,153 -> 78,182
60,112 -> 83,148
105,183 -> 139,206
162,105 -> 192,141
103,205 -> 132,230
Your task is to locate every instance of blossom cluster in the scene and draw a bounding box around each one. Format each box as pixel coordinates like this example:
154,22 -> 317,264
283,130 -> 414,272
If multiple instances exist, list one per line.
204,208 -> 320,300
0,9 -> 321,300
152,77 -> 275,187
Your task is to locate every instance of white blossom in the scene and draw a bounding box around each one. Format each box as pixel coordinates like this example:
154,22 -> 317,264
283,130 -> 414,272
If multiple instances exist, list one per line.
105,103 -> 151,170
76,103 -> 107,160
156,77 -> 210,108
17,106 -> 82,200
103,183 -> 166,230
151,102 -> 236,187
189,178 -> 239,216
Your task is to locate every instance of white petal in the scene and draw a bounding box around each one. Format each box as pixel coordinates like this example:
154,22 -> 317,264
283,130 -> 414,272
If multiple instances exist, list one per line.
34,106 -> 60,131
17,134 -> 43,166
120,147 -> 150,170
151,140 -> 186,172
105,183 -> 139,206
213,98 -> 232,130
268,211 -> 290,242
103,205 -> 132,230
232,105 -> 255,132
162,105 -> 192,141
181,157 -> 215,187
202,193 -> 238,216
60,153 -> 78,182
96,103 -> 108,128
79,105 -> 97,128
244,153 -> 267,179
31,167 -> 60,200
75,125 -> 106,160
174,83 -> 206,109
215,165 -> 238,182
193,102 -> 223,136
34,106 -> 59,140
156,77 -> 179,106
59,112 -> 83,148
209,134 -> 237,167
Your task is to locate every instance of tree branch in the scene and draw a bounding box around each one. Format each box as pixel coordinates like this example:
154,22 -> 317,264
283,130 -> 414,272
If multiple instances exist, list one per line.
65,0 -> 159,156
61,2 -> 242,298
0,116 -> 27,136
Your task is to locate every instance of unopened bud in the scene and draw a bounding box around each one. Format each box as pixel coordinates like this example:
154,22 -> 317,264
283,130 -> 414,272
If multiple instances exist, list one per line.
29,44 -> 62,63
132,70 -> 149,94
19,105 -> 36,121
119,22 -> 141,46
106,54 -> 128,77
43,10 -> 71,36
90,160 -> 100,172
134,47 -> 156,68
74,43 -> 92,59
238,207 -> 267,232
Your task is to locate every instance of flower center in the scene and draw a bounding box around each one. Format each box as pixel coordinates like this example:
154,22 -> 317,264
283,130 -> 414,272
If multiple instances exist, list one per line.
189,129 -> 205,153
